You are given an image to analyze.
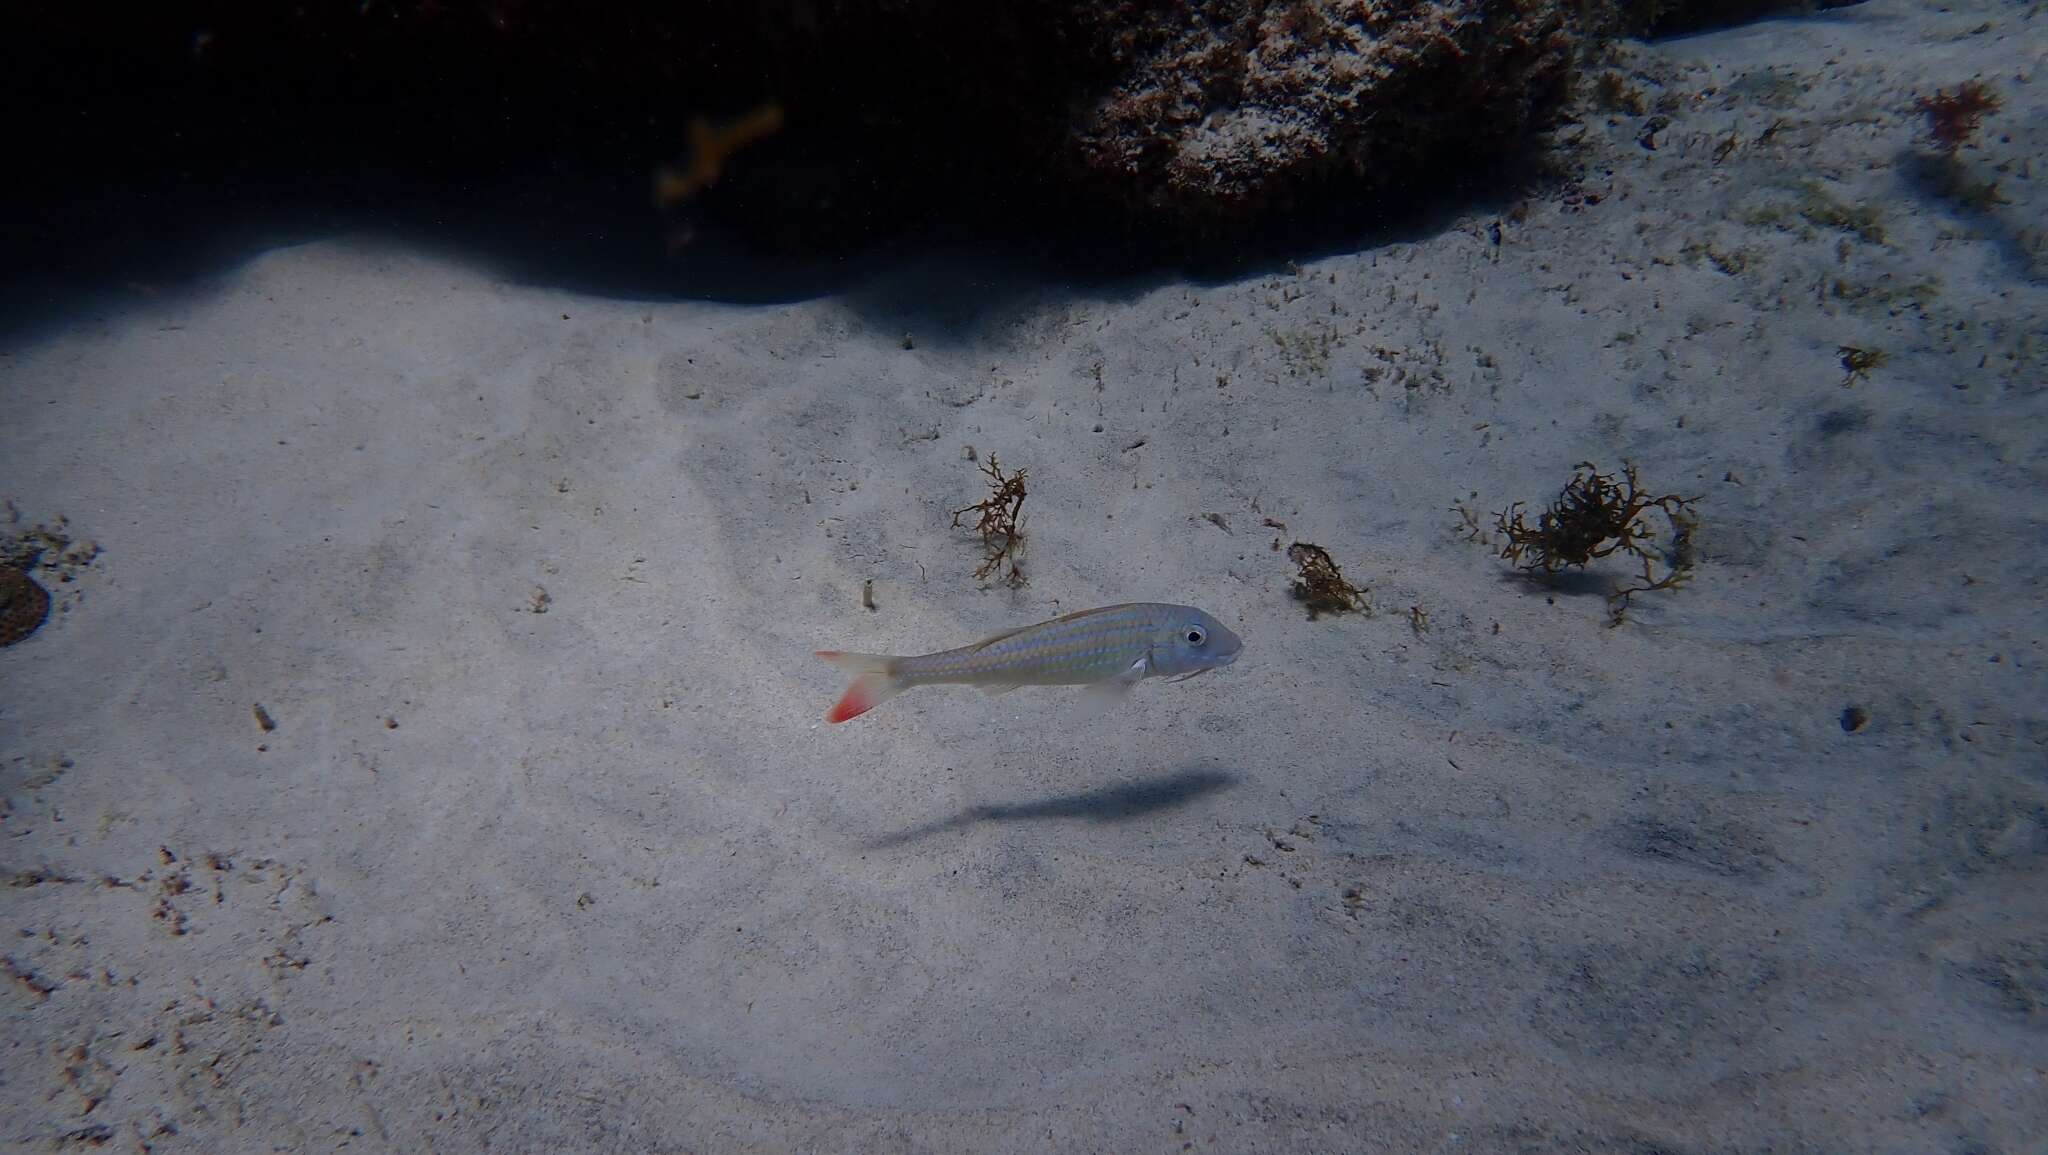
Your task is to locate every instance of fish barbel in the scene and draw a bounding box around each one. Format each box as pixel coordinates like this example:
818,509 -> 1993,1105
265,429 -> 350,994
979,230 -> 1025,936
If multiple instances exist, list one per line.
816,602 -> 1243,723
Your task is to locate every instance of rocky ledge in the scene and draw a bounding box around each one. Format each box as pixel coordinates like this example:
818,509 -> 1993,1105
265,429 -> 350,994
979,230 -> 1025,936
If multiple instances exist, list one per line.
14,1 -> 1859,259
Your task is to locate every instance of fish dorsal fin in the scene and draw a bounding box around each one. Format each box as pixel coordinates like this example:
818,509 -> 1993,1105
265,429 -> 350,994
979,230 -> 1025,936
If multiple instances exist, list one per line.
966,604 -> 1143,653
966,621 -> 1038,652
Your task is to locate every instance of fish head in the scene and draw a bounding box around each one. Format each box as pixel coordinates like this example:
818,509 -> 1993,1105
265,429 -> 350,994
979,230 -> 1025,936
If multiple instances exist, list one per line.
1150,606 -> 1243,678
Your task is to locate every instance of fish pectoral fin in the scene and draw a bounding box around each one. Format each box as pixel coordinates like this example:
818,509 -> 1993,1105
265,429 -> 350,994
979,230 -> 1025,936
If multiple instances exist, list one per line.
977,682 -> 1022,696
1067,658 -> 1147,723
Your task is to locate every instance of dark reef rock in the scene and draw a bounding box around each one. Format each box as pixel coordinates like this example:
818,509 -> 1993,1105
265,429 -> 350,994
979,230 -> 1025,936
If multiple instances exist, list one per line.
1049,1 -> 1575,231
0,566 -> 50,647
10,1 -> 1859,265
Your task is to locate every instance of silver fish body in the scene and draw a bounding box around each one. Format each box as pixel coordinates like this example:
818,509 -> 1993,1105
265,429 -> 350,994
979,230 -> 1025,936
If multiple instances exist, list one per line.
817,602 -> 1242,723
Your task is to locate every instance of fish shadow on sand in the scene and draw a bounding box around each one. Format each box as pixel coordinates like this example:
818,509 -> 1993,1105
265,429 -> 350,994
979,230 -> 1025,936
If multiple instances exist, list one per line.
862,768 -> 1238,850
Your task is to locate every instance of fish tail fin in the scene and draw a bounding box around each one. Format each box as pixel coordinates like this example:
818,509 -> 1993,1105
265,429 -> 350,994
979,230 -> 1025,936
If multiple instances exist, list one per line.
815,651 -> 906,723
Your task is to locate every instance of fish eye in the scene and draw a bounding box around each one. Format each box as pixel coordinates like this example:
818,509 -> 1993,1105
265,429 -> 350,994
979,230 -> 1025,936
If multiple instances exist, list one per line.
1186,627 -> 1206,645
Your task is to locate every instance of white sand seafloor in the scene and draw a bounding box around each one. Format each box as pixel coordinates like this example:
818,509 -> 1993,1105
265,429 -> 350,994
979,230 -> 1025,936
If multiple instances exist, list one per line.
3,3 -> 2044,1152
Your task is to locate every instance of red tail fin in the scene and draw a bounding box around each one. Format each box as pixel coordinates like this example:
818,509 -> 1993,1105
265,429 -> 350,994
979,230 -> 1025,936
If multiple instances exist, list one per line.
826,684 -> 881,723
815,650 -> 903,723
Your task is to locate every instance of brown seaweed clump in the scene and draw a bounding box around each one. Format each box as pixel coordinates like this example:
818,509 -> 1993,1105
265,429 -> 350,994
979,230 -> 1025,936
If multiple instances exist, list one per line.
1838,345 -> 1888,386
1910,81 -> 2009,212
0,565 -> 50,646
1915,81 -> 2001,155
1287,542 -> 1368,620
1492,461 -> 1699,624
951,455 -> 1027,586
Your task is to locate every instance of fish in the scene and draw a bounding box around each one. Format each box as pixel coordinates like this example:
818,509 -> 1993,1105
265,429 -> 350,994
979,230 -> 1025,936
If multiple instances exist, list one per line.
815,602 -> 1243,723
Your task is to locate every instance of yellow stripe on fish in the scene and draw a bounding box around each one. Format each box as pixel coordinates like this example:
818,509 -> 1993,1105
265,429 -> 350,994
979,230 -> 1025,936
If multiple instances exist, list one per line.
816,602 -> 1243,723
